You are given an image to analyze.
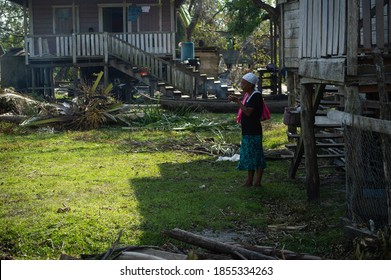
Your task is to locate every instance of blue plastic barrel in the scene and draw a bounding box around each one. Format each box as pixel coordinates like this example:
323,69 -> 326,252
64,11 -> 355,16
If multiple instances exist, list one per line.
180,42 -> 194,62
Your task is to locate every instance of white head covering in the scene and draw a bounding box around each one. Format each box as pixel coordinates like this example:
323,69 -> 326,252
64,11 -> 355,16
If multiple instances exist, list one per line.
242,72 -> 259,88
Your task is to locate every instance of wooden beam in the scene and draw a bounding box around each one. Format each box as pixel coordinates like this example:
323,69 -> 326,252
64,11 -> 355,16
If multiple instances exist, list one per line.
332,0 -> 340,55
327,0 -> 334,55
299,58 -> 345,83
372,50 -> 391,225
347,0 -> 359,76
362,0 -> 371,49
338,0 -> 346,56
327,110 -> 391,136
288,137 -> 304,179
376,0 -> 385,48
301,84 -> 320,201
373,50 -> 391,120
287,84 -> 325,180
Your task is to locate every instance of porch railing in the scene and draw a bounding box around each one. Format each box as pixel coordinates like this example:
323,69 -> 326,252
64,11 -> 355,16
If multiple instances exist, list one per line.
25,32 -> 197,95
26,31 -> 176,60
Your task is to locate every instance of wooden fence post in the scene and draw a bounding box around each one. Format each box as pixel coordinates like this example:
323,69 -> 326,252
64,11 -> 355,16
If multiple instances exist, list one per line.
301,83 -> 320,201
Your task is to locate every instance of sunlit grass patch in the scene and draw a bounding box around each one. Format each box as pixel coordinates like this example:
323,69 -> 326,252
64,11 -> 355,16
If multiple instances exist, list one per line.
0,112 -> 349,259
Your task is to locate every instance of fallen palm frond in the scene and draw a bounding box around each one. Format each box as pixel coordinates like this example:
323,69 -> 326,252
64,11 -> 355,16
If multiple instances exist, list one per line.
18,72 -> 124,130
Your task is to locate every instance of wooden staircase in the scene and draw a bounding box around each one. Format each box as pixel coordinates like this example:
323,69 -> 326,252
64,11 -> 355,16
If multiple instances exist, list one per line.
107,35 -> 230,99
282,86 -> 346,178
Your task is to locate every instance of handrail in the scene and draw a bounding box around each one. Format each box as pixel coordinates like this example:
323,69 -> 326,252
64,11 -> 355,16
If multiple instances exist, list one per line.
107,34 -> 198,96
25,32 -> 199,95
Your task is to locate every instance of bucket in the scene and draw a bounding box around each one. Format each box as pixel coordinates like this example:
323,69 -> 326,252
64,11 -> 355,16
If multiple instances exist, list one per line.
180,42 -> 194,62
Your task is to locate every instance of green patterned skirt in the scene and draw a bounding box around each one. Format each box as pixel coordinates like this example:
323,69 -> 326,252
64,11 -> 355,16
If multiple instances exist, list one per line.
237,135 -> 267,171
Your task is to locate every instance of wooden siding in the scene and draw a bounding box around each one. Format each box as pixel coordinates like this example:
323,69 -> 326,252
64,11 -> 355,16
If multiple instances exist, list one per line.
161,1 -> 172,32
79,3 -> 99,33
31,0 -> 53,35
30,0 -> 173,35
282,0 -> 300,68
299,0 -> 347,59
297,0 -> 390,59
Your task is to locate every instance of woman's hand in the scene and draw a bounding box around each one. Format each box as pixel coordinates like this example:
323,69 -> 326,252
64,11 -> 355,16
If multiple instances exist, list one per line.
228,95 -> 239,103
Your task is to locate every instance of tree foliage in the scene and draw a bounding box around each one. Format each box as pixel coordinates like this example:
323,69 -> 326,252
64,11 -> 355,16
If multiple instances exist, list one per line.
181,0 -> 228,48
181,0 -> 277,67
0,0 -> 25,52
225,0 -> 267,38
222,0 -> 277,67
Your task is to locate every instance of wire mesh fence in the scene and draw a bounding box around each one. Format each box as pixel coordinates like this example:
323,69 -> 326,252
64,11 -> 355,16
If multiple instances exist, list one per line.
344,124 -> 391,231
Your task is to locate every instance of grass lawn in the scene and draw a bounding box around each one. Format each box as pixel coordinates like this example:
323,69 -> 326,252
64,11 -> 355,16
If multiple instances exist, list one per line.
0,111 -> 351,260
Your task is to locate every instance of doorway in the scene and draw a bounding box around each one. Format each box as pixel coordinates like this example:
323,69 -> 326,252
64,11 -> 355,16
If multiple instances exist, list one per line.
102,7 -> 124,32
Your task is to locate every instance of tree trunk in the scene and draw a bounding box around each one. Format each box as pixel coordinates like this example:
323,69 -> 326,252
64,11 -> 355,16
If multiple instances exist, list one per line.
186,0 -> 203,41
252,0 -> 280,26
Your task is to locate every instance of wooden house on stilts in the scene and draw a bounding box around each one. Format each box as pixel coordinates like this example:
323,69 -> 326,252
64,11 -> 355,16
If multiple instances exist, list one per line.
6,0 -> 217,100
279,0 -> 391,231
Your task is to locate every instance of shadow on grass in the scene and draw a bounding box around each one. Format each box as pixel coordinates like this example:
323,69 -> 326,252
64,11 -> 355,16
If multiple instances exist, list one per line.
129,158 -> 270,246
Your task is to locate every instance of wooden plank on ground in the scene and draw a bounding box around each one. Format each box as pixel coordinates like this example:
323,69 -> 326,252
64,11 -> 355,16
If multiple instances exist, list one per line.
164,228 -> 277,260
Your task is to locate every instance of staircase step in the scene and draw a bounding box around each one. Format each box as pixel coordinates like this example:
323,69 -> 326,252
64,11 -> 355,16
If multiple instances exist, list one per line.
320,100 -> 341,106
285,143 -> 344,149
281,153 -> 344,159
286,131 -> 343,139
173,90 -> 182,99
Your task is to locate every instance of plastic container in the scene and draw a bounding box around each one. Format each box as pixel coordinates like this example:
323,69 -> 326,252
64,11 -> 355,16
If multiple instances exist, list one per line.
180,42 -> 194,62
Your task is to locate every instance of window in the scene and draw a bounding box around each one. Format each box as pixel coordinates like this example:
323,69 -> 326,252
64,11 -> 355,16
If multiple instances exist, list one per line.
54,6 -> 79,34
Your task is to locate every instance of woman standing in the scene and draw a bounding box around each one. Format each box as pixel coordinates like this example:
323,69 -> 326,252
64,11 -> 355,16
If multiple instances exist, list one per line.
228,72 -> 266,187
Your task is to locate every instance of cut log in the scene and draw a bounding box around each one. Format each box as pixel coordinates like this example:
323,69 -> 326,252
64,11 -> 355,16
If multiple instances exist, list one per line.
163,228 -> 277,260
